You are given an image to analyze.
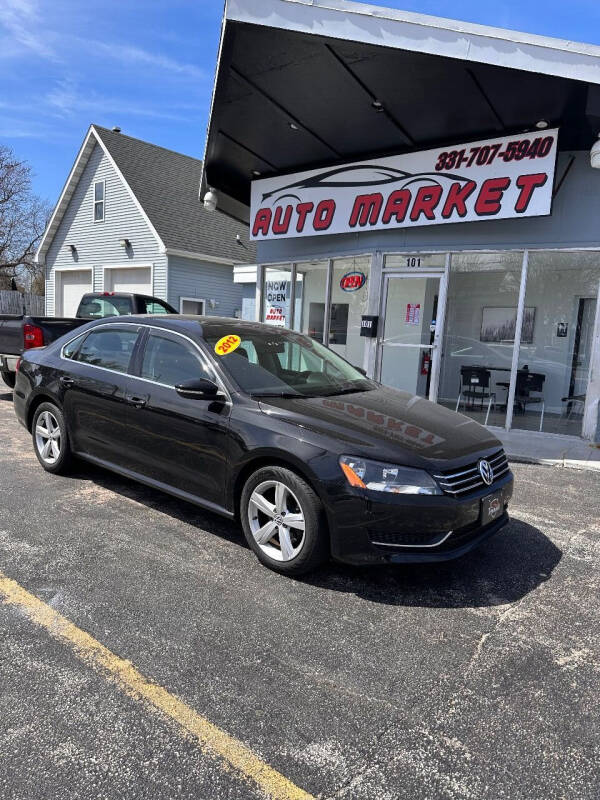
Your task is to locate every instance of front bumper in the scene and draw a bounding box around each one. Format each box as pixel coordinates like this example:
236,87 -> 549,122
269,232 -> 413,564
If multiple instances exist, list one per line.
326,472 -> 514,565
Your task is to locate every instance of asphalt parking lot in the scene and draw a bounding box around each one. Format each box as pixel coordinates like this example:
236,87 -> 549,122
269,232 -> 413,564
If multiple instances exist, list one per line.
0,384 -> 599,800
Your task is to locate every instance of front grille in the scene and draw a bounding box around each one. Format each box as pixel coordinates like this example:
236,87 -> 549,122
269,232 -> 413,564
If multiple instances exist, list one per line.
433,449 -> 510,497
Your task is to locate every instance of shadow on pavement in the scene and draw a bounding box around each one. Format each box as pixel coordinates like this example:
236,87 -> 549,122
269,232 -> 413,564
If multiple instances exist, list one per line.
70,462 -> 247,550
305,518 -> 561,609
0,391 -> 14,402
67,463 -> 561,610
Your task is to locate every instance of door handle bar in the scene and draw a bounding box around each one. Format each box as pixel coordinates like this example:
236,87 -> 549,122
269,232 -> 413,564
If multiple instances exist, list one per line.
126,394 -> 148,408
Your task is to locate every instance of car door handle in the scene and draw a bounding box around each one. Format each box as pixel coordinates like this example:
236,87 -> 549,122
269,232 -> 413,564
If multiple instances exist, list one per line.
126,394 -> 148,408
60,376 -> 75,387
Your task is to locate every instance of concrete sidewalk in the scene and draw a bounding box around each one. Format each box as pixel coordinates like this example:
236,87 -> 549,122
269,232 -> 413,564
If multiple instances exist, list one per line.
489,426 -> 600,471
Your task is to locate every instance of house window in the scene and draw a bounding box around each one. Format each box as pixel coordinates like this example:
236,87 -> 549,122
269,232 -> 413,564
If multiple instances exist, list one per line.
93,181 -> 105,222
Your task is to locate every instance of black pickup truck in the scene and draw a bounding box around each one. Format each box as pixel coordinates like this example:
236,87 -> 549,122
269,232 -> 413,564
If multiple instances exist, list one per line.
0,292 -> 176,388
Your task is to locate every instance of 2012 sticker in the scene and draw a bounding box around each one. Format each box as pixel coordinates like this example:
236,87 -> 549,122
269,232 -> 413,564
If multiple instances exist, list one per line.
215,334 -> 241,356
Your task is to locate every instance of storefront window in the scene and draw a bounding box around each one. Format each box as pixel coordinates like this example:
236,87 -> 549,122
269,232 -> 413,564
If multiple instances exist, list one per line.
262,265 -> 293,327
329,256 -> 371,368
294,260 -> 330,341
438,251 -> 523,428
512,251 -> 600,436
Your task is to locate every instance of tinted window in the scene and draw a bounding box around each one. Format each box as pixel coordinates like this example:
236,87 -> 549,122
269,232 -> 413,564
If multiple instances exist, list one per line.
238,339 -> 258,364
141,334 -> 211,387
62,333 -> 87,359
76,328 -> 139,373
142,299 -> 172,314
78,296 -> 133,318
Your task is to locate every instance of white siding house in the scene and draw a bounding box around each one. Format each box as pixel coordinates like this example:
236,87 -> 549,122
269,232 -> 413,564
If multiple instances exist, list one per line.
36,125 -> 255,318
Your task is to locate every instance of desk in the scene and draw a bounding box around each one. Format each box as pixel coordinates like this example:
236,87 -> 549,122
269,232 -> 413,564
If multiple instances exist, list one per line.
470,365 -> 528,373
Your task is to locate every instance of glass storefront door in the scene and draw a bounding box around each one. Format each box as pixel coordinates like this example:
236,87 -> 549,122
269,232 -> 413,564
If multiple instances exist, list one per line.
378,273 -> 442,397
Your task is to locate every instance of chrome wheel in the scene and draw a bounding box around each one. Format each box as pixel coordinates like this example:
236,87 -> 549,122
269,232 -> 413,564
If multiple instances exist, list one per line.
248,480 -> 306,562
35,410 -> 62,465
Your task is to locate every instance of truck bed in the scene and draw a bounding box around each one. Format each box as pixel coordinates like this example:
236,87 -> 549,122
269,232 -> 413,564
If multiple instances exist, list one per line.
0,316 -> 88,358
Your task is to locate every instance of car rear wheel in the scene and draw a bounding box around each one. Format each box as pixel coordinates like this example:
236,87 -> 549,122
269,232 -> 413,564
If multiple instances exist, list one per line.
240,466 -> 328,575
32,402 -> 72,474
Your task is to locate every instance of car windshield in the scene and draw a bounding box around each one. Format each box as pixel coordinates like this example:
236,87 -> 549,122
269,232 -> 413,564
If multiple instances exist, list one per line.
204,326 -> 375,398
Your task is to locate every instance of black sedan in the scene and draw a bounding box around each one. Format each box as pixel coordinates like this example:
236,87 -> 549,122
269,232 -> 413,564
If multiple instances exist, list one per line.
14,316 -> 513,575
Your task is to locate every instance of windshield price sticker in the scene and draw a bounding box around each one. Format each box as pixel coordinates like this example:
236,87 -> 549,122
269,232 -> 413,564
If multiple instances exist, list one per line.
215,334 -> 241,356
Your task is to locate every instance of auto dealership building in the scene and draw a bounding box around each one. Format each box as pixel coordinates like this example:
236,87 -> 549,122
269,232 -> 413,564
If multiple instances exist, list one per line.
202,0 -> 600,444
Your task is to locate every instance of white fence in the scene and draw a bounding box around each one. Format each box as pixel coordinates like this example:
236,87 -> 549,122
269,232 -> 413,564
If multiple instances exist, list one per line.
0,291 -> 45,316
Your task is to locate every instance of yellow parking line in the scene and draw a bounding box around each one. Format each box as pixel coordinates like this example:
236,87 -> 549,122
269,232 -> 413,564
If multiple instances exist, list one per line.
0,571 -> 315,800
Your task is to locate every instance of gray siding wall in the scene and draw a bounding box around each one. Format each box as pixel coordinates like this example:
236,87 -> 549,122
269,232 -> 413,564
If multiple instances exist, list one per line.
167,255 -> 243,317
256,151 -> 600,263
45,141 -> 167,314
241,283 -> 256,301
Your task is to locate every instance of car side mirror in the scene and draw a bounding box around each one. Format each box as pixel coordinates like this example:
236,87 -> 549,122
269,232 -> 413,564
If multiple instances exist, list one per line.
175,378 -> 222,400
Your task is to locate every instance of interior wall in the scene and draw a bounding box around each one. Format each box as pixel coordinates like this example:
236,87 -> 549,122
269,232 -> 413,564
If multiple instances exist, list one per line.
297,266 -> 328,337
329,257 -> 370,366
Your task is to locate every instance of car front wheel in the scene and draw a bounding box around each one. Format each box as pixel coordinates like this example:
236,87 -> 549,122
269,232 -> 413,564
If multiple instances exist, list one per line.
240,466 -> 328,575
32,402 -> 72,474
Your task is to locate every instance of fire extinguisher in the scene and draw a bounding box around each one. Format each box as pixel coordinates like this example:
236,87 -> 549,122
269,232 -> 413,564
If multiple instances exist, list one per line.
421,351 -> 431,375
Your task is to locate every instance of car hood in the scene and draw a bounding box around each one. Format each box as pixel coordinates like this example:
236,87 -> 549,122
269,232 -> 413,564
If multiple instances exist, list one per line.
258,385 -> 501,468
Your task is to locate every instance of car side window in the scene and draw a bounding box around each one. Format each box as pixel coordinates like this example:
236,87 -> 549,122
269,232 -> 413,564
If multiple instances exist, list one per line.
143,299 -> 171,314
140,333 -> 212,387
76,328 -> 139,373
62,333 -> 87,360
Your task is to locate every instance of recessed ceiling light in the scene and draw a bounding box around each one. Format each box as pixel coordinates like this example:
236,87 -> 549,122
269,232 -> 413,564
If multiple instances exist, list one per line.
289,122 -> 299,131
535,119 -> 549,129
251,169 -> 261,177
371,100 -> 384,111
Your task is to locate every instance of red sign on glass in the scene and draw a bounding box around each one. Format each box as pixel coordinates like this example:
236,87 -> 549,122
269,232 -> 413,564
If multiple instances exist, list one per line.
405,303 -> 421,325
340,271 -> 366,292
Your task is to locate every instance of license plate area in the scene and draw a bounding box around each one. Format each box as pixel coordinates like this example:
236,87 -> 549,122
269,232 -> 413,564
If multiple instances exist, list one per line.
481,490 -> 504,525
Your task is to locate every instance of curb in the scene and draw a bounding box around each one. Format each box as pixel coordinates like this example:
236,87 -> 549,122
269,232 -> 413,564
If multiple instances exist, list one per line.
507,453 -> 600,472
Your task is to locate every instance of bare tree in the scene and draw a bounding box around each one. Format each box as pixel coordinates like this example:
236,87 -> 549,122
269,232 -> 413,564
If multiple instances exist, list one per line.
0,145 -> 51,293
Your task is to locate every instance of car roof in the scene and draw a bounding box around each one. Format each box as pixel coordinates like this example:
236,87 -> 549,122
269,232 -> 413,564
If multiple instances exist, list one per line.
90,315 -> 291,339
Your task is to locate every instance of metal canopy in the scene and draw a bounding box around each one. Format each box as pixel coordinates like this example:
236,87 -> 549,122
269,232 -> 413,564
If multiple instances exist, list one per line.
202,0 -> 600,223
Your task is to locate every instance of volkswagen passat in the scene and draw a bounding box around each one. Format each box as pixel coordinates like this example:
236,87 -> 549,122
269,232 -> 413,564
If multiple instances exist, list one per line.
14,317 -> 513,575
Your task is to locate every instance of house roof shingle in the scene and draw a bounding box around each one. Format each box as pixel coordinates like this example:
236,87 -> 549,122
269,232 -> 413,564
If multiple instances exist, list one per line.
92,126 -> 255,263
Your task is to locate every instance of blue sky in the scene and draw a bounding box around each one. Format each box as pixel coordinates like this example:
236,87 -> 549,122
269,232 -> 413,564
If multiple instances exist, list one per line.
2,0 -> 600,204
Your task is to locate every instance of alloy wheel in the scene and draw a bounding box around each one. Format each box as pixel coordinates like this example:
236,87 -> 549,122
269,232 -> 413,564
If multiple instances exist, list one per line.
248,480 -> 306,562
35,411 -> 62,465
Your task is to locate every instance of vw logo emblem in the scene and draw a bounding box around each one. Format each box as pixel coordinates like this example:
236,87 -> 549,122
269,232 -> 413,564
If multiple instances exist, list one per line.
274,514 -> 284,526
478,459 -> 494,486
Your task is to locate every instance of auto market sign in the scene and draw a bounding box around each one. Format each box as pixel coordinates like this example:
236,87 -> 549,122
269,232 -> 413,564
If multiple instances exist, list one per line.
250,129 -> 558,241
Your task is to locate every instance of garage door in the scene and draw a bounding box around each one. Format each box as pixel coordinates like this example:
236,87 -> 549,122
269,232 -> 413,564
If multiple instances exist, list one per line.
105,267 -> 152,295
58,270 -> 92,317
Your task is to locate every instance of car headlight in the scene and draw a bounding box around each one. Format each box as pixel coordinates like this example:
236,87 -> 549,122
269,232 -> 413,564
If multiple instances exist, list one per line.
339,455 -> 442,495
